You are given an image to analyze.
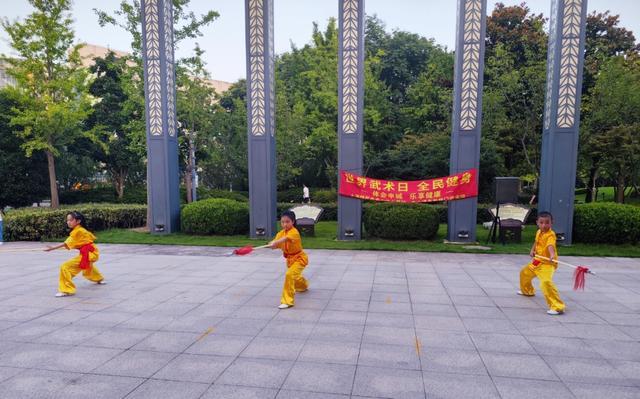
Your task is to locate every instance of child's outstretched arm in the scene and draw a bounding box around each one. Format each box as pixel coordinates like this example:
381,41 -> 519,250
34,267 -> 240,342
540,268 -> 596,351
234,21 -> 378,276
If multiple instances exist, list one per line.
44,243 -> 66,252
547,245 -> 556,262
268,236 -> 289,249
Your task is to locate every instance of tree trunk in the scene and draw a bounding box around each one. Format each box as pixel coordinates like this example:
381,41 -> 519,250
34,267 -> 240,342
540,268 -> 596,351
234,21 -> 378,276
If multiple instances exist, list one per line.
585,166 -> 598,203
45,150 -> 59,208
185,172 -> 193,203
616,174 -> 625,203
114,172 -> 125,200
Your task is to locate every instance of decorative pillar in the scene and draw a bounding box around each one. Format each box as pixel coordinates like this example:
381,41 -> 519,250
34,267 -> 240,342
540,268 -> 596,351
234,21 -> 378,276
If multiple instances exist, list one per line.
447,0 -> 487,242
246,0 -> 277,238
539,0 -> 588,245
141,0 -> 180,234
337,0 -> 365,240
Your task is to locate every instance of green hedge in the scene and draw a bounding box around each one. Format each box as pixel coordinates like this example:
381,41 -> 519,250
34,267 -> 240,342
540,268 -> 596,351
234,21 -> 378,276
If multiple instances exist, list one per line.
573,203 -> 640,244
197,188 -> 248,202
4,204 -> 147,241
181,198 -> 249,235
363,203 -> 440,240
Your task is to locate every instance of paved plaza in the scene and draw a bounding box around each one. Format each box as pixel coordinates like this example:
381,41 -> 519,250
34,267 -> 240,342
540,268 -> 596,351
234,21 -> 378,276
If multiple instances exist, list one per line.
0,243 -> 638,399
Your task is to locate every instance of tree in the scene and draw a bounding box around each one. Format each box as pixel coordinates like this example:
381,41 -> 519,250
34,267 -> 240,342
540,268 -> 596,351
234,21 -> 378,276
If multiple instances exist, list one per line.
1,0 -> 94,208
483,3 -> 547,182
582,56 -> 640,203
580,12 -> 638,202
176,44 -> 216,202
87,52 -> 146,199
0,90 -> 49,209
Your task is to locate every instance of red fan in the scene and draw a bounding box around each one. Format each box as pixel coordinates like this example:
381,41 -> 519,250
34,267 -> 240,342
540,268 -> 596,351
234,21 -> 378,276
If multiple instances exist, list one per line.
232,244 -> 270,256
534,255 -> 596,290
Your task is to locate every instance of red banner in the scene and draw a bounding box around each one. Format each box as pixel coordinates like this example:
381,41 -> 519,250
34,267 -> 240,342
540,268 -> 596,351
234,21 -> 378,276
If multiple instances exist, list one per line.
339,169 -> 478,203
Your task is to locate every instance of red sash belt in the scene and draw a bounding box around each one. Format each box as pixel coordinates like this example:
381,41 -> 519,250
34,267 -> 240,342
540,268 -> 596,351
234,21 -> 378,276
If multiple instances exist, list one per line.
79,244 -> 95,270
284,250 -> 302,259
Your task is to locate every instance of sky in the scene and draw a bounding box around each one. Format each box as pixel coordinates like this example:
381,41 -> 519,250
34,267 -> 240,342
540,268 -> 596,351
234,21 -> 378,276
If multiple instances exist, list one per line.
1,0 -> 639,83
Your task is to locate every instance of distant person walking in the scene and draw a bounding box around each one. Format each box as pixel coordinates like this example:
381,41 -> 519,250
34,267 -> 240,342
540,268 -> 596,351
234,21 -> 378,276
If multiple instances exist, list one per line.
303,185 -> 310,203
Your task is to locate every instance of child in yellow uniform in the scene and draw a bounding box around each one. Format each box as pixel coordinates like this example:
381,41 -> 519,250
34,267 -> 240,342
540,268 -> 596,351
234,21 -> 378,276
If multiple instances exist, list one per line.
269,210 -> 309,309
44,211 -> 106,297
518,211 -> 565,315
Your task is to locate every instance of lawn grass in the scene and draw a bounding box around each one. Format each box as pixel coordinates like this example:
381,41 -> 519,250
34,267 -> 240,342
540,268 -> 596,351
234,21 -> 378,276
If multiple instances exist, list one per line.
94,221 -> 640,258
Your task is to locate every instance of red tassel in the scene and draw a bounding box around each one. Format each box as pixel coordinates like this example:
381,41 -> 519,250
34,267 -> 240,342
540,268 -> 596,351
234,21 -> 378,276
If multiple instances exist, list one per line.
573,266 -> 589,291
233,245 -> 254,256
531,259 -> 541,266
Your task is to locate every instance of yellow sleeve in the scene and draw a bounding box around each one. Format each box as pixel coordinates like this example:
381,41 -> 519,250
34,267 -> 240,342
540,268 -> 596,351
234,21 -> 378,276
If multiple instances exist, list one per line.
546,233 -> 557,257
63,234 -> 77,250
274,230 -> 286,249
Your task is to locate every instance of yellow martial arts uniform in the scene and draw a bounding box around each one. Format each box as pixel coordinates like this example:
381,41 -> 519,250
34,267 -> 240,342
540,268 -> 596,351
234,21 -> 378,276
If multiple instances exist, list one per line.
274,227 -> 309,306
519,229 -> 565,312
58,225 -> 104,294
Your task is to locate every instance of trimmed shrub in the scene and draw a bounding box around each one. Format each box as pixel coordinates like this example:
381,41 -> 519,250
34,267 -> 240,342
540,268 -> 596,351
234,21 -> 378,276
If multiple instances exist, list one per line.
573,203 -> 640,244
60,186 -> 147,204
196,188 -> 249,202
312,189 -> 337,203
363,203 -> 440,240
181,198 -> 249,235
4,204 -> 147,241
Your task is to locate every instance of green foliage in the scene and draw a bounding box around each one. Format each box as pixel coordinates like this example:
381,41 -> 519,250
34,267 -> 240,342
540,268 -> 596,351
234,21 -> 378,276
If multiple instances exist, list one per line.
181,198 -> 249,235
60,186 -> 147,205
363,203 -> 440,240
0,90 -> 49,209
312,190 -> 337,203
195,188 -> 248,203
1,0 -> 95,208
573,203 -> 640,244
4,204 -> 147,241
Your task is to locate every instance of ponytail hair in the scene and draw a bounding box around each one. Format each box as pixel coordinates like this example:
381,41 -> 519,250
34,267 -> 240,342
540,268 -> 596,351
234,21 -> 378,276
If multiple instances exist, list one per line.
67,211 -> 89,230
280,210 -> 297,228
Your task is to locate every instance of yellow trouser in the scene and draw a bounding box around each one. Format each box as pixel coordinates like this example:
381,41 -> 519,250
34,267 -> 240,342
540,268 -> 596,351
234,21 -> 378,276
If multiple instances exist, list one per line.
58,252 -> 104,294
520,262 -> 565,312
280,261 -> 308,306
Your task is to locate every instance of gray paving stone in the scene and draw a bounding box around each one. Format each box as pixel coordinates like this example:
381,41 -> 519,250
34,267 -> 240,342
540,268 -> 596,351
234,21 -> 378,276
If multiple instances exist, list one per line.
362,325 -> 416,346
422,371 -> 500,399
480,352 -> 559,380
152,353 -> 233,383
492,376 -> 574,399
93,350 -> 175,377
80,327 -> 152,350
282,361 -> 356,395
584,339 -> 640,361
318,310 -> 367,325
217,358 -> 293,389
132,331 -> 200,353
259,320 -> 315,339
125,379 -> 209,399
527,336 -> 602,359
609,360 -> 640,387
0,366 -> 24,383
297,340 -> 360,365
240,337 -> 305,361
57,374 -> 144,399
421,347 -> 488,375
276,390 -> 348,399
414,315 -> 466,331
543,355 -> 632,386
365,312 -> 414,328
462,317 -> 519,334
35,325 -> 106,345
201,384 -> 278,399
352,366 -> 425,399
185,333 -> 253,356
415,329 -> 476,351
359,343 -> 421,370
0,369 -> 81,399
470,332 -> 536,354
308,322 -> 364,342
566,382 -> 640,399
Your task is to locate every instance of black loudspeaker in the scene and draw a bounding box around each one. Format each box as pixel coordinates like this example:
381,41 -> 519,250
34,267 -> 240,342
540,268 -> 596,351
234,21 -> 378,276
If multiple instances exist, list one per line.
494,177 -> 520,203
